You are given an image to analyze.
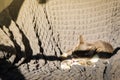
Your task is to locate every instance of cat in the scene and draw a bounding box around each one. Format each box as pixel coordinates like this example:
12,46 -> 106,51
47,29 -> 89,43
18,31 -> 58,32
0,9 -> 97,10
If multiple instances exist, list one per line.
61,35 -> 114,58
60,35 -> 120,70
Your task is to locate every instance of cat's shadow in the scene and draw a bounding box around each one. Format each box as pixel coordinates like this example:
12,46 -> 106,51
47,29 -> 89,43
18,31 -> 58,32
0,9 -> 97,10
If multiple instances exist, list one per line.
62,47 -> 120,60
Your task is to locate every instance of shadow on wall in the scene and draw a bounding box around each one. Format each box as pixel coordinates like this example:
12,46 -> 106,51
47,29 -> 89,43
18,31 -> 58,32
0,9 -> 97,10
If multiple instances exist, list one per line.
0,0 -> 53,79
0,60 -> 25,80
0,0 -> 13,13
0,0 -> 58,79
0,0 -> 24,27
0,0 -> 33,62
8,0 -> 24,21
0,0 -> 25,79
31,54 -> 61,61
38,0 -> 47,4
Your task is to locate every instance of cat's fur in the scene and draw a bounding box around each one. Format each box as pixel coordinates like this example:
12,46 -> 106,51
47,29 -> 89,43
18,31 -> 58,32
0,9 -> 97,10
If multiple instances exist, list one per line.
61,35 -> 114,58
60,35 -> 117,70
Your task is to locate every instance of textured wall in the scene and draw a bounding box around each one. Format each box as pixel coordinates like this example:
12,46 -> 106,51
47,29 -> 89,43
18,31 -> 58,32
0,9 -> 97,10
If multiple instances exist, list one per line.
46,0 -> 120,52
0,0 -> 120,80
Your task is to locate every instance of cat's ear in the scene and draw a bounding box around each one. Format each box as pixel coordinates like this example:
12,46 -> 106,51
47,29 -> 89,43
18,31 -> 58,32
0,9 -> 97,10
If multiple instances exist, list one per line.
79,35 -> 84,44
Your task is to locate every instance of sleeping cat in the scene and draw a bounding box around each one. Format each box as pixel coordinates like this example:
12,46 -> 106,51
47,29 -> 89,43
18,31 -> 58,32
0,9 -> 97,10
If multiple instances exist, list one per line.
60,35 -> 119,70
61,35 -> 114,58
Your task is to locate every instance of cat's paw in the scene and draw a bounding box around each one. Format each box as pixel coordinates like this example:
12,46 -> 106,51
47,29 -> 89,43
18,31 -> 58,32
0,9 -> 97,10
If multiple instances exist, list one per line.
61,64 -> 71,70
61,60 -> 72,70
61,51 -> 72,59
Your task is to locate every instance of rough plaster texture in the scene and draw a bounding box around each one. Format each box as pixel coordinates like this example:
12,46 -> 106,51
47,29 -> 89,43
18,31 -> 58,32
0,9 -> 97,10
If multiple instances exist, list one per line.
0,0 -> 120,80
